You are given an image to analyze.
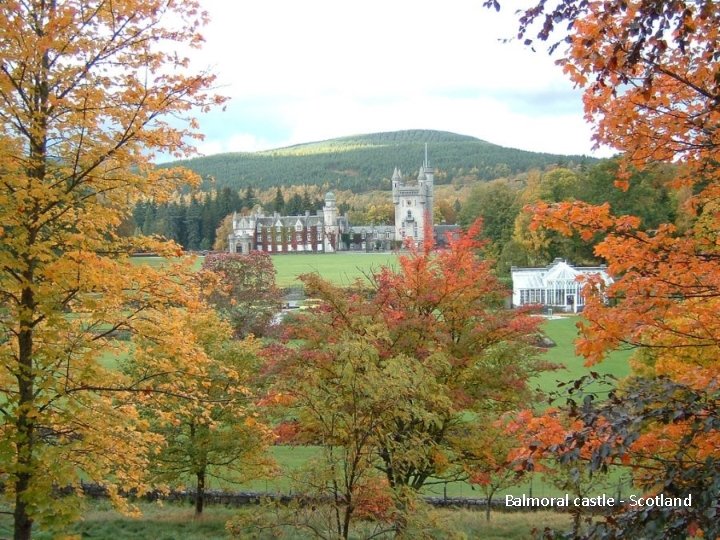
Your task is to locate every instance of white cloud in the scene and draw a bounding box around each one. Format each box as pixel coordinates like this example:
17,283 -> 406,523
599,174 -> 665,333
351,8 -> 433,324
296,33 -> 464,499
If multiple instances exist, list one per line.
198,133 -> 278,155
183,0 -> 613,158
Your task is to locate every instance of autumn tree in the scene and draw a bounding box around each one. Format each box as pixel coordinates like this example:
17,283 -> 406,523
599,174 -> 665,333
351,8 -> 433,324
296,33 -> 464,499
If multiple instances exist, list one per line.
0,1 -> 224,538
202,252 -> 283,338
261,339 -> 400,539
458,179 -> 520,245
213,214 -> 234,251
464,417 -> 525,522
510,168 -> 599,266
484,1 -> 720,537
131,306 -> 274,516
274,221 -> 548,532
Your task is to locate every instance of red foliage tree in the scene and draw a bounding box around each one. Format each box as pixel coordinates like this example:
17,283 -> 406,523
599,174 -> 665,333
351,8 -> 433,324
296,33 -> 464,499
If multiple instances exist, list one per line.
202,252 -> 282,337
273,220 -> 550,532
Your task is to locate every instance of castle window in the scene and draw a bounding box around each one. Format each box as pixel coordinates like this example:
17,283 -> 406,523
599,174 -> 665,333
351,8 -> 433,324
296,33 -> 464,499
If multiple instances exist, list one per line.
406,200 -> 412,206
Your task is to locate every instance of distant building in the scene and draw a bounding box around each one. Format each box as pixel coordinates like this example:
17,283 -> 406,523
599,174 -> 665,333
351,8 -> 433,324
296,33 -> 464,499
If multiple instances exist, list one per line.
227,149 -> 459,253
392,145 -> 434,245
228,192 -> 349,254
511,259 -> 613,312
348,225 -> 396,251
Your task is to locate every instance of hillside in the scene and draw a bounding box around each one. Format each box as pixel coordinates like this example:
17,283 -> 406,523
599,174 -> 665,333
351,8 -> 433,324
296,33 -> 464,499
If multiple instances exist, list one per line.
164,129 -> 597,192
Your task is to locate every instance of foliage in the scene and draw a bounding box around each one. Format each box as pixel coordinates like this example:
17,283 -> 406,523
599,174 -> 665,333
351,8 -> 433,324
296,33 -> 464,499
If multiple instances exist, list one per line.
458,179 -> 521,246
491,1 -> 719,182
202,252 -> 282,338
269,336 -> 435,538
131,306 -> 274,515
464,417 -> 525,522
455,162 -> 677,272
213,214 -> 234,251
270,221 -> 549,533
484,0 -> 720,538
511,168 -> 597,266
0,0 -> 223,537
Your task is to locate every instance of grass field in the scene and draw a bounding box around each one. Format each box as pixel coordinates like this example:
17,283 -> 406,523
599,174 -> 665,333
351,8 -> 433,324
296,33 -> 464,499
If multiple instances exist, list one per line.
0,501 -> 579,540
271,252 -> 397,287
130,253 -> 398,287
534,316 -> 632,397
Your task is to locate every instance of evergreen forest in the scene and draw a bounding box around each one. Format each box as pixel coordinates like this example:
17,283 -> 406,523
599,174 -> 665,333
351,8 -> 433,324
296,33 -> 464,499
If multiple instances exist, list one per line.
163,129 -> 598,192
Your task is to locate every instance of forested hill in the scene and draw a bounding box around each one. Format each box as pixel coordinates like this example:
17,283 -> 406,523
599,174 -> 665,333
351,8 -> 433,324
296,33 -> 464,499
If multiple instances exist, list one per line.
163,129 -> 598,192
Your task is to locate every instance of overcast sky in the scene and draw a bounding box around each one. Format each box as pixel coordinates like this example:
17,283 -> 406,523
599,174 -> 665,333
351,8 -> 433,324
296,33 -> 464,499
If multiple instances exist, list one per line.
185,0 -> 611,158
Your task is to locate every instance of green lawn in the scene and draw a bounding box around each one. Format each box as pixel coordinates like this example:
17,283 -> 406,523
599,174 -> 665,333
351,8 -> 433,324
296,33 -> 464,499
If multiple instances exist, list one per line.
271,253 -> 397,287
533,316 -> 632,398
130,253 -> 398,287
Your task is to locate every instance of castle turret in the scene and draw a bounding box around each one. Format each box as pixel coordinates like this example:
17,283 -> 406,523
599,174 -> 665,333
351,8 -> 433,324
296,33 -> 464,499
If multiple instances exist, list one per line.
417,167 -> 427,206
392,167 -> 401,206
393,145 -> 434,246
423,144 -> 434,220
323,191 -> 339,252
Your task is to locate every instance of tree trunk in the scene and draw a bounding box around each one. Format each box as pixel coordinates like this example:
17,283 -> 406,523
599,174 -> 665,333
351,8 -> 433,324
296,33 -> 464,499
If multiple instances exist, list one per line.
342,499 -> 352,540
15,287 -> 36,540
13,374 -> 33,538
392,497 -> 409,539
13,471 -> 33,540
485,486 -> 497,522
572,509 -> 581,537
195,470 -> 205,515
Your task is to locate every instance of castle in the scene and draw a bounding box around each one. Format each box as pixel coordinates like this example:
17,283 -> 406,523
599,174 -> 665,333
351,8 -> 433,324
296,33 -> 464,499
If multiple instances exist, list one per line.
227,149 -> 451,253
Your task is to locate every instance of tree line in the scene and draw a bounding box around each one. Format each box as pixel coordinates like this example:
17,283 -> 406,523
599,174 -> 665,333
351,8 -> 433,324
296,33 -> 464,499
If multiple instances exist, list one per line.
133,157 -> 676,262
458,159 -> 678,274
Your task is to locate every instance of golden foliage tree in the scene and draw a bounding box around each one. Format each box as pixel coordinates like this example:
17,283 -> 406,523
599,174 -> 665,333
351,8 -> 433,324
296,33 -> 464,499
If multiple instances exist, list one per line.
0,1 -> 224,538
131,306 -> 274,516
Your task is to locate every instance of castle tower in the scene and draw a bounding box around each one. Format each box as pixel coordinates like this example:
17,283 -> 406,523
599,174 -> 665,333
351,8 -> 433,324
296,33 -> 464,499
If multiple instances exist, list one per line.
423,143 -> 434,221
393,146 -> 434,245
323,191 -> 339,252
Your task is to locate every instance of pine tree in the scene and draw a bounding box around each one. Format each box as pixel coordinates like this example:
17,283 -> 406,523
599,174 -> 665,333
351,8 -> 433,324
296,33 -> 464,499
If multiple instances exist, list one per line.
273,187 -> 285,214
185,197 -> 202,251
